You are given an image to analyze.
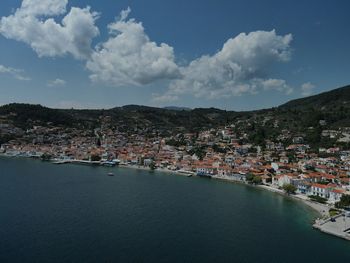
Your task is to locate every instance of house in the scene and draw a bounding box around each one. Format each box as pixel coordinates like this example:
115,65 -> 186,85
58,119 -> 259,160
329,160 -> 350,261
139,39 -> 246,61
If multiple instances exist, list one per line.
310,184 -> 330,199
143,158 -> 153,166
196,167 -> 216,176
217,166 -> 232,177
329,189 -> 346,204
305,172 -> 323,183
279,156 -> 289,164
261,175 -> 271,185
293,180 -> 311,195
292,137 -> 304,144
272,174 -> 291,188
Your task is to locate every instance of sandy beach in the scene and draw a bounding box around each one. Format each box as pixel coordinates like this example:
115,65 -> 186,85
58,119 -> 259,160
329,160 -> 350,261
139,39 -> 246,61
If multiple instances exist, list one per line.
258,184 -> 330,217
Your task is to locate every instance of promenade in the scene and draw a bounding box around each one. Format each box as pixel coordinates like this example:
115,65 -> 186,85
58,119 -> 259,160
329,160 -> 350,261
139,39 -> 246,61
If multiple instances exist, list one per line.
314,214 -> 350,241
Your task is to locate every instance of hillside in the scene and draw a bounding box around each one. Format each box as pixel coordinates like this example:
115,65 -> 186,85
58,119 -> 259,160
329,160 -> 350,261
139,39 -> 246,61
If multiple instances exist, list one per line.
1,84 -> 350,149
0,103 -> 244,134
280,85 -> 350,110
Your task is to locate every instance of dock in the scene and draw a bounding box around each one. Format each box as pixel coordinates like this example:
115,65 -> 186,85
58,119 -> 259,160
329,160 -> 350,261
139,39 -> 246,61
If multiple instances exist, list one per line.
313,214 -> 350,241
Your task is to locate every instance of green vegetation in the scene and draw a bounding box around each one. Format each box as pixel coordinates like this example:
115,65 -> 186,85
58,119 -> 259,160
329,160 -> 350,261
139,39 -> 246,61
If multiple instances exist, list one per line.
252,176 -> 262,185
40,153 -> 52,161
329,208 -> 340,217
246,174 -> 262,185
335,195 -> 350,209
2,85 -> 350,149
149,161 -> 157,171
0,134 -> 15,146
212,144 -> 227,153
309,195 -> 327,204
90,154 -> 101,162
188,146 -> 206,161
0,103 -> 74,128
282,184 -> 297,195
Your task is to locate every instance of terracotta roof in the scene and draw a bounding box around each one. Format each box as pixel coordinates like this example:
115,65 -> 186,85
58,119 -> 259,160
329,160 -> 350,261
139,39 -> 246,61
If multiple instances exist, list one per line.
332,189 -> 345,194
311,183 -> 328,189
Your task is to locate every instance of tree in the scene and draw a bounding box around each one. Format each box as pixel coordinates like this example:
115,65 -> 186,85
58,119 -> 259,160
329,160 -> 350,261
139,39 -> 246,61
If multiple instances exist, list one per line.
282,184 -> 297,195
189,146 -> 206,161
245,173 -> 254,182
41,152 -> 52,161
246,174 -> 262,185
252,176 -> 262,185
309,195 -> 327,204
91,154 -> 101,162
335,195 -> 350,209
149,161 -> 157,171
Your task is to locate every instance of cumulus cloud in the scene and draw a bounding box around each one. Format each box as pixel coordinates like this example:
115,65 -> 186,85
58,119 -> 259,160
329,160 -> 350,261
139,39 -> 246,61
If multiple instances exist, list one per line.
260,78 -> 293,94
151,93 -> 179,103
86,7 -> 180,86
154,30 -> 293,102
47,78 -> 66,87
301,82 -> 315,96
0,64 -> 30,81
1,2 -> 295,102
0,0 -> 99,59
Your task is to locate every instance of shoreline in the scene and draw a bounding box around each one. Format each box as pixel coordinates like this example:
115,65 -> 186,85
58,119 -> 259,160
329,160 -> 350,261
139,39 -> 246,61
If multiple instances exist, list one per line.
0,155 -> 330,224
257,185 -> 329,217
63,158 -> 332,219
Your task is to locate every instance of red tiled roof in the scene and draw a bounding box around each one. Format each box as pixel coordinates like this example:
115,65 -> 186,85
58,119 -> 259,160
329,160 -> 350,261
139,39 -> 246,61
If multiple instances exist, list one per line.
311,183 -> 328,189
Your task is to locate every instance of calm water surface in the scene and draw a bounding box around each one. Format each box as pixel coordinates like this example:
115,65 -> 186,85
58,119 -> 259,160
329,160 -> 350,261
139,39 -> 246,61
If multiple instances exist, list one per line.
1,157 -> 350,262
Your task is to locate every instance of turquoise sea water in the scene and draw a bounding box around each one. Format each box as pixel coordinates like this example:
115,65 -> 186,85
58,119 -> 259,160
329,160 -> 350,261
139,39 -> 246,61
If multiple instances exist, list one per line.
1,157 -> 350,262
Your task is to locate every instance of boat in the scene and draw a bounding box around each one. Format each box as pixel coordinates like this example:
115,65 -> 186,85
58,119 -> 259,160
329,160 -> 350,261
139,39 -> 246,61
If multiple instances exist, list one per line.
101,160 -> 116,167
101,159 -> 121,167
196,171 -> 212,178
107,172 -> 114,176
176,170 -> 194,177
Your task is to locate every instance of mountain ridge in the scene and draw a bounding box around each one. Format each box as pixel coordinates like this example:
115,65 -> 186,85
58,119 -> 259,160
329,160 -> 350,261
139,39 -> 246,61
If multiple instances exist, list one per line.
3,84 -> 349,113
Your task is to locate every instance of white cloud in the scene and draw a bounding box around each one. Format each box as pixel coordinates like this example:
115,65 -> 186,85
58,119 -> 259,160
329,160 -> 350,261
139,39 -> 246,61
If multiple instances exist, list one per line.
301,82 -> 315,96
0,64 -> 30,81
86,8 -> 180,87
151,93 -> 179,103
47,78 -> 66,87
154,30 -> 293,102
1,3 -> 295,102
261,78 -> 293,95
0,0 -> 99,59
20,0 -> 68,16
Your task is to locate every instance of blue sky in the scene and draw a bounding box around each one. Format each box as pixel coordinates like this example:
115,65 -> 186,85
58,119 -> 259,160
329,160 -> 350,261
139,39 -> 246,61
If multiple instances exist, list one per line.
0,0 -> 349,110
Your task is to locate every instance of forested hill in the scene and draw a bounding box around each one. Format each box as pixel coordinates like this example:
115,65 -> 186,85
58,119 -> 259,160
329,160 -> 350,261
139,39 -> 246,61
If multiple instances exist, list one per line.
1,84 -> 350,136
280,85 -> 350,111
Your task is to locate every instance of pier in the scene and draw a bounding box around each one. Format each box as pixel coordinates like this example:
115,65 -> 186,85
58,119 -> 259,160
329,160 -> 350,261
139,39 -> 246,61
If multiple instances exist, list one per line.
313,214 -> 350,241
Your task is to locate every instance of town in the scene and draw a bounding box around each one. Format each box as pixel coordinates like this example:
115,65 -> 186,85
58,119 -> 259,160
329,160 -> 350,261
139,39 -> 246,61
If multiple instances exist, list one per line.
2,110 -> 350,212
2,101 -> 350,241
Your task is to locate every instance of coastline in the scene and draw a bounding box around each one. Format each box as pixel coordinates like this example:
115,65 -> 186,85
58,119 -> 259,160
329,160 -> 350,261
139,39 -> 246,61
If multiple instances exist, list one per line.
0,154 -> 329,221
68,158 -> 333,219
257,185 -> 329,217
87,161 -> 332,222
